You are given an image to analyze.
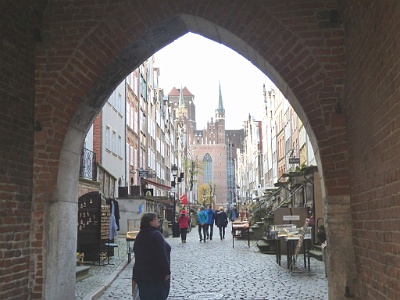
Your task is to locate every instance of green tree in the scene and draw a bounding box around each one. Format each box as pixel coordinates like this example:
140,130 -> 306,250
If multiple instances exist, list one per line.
198,184 -> 211,207
183,156 -> 202,191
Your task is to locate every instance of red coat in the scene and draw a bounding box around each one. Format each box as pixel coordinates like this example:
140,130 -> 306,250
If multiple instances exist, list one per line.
177,214 -> 189,229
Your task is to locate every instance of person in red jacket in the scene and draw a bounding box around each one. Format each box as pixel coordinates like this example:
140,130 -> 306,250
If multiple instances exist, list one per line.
177,209 -> 190,243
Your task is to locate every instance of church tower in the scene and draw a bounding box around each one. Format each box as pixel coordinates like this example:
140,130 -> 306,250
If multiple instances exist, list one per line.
214,81 -> 225,144
215,81 -> 225,120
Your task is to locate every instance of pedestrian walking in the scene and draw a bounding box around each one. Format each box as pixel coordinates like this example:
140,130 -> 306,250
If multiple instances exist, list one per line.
206,205 -> 215,240
197,207 -> 208,242
177,209 -> 189,243
215,207 -> 228,240
132,213 -> 171,300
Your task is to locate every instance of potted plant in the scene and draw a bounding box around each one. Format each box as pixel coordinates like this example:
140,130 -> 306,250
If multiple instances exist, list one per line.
317,224 -> 326,244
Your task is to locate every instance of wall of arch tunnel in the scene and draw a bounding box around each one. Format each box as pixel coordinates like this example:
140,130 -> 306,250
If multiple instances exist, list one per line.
2,1 -> 400,299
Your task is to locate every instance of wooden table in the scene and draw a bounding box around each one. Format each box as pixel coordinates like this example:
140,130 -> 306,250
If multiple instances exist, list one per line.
275,237 -> 284,266
126,238 -> 135,263
285,237 -> 311,272
232,221 -> 250,248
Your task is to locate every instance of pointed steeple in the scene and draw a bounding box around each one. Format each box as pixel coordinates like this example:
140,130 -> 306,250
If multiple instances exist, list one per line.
177,85 -> 187,120
179,84 -> 185,108
215,81 -> 225,120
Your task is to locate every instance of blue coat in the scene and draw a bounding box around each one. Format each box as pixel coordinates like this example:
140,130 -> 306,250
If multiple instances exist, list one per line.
206,209 -> 215,225
198,210 -> 208,224
230,208 -> 239,221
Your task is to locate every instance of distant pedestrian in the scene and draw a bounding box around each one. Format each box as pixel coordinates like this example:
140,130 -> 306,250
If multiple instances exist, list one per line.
240,207 -> 249,221
215,207 -> 228,240
197,207 -> 208,242
308,214 -> 315,228
206,205 -> 215,240
132,213 -> 171,300
230,205 -> 239,222
177,209 -> 190,243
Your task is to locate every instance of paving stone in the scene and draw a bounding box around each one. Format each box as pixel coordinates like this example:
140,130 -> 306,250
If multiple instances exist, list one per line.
80,228 -> 328,299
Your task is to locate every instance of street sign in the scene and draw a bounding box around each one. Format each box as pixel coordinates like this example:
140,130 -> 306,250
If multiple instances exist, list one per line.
289,157 -> 300,164
139,170 -> 149,178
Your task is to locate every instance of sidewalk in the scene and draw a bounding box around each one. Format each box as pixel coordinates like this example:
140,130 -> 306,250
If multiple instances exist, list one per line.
75,236 -> 130,300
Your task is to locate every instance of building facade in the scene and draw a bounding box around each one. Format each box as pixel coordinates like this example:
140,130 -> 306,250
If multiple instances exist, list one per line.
237,86 -> 317,207
192,83 -> 244,209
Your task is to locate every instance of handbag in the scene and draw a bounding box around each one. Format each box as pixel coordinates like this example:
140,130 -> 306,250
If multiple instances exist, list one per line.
133,284 -> 140,300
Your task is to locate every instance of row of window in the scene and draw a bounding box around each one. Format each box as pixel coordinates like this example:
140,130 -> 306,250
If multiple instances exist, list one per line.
108,90 -> 123,115
105,126 -> 123,158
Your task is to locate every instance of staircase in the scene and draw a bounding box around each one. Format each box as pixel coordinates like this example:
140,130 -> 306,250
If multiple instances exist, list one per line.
256,237 -> 277,254
309,244 -> 323,261
76,266 -> 91,281
249,222 -> 265,240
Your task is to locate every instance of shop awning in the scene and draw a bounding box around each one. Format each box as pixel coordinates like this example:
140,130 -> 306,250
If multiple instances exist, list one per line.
141,178 -> 171,191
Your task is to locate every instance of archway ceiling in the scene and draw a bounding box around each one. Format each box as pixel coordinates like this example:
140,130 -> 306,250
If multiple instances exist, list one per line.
35,0 -> 347,196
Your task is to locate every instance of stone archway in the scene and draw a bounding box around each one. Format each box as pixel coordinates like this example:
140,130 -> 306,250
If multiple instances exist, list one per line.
33,2 -> 353,299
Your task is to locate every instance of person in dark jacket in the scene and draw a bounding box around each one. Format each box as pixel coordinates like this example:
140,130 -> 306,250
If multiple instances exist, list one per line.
132,213 -> 171,300
230,205 -> 239,221
215,207 -> 228,240
206,205 -> 215,240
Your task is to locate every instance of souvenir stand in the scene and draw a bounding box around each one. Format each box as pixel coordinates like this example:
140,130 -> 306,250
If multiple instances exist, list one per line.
77,191 -> 111,265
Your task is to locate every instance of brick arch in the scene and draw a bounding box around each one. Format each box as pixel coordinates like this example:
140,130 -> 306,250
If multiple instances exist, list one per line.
34,1 -> 352,298
37,2 -> 348,198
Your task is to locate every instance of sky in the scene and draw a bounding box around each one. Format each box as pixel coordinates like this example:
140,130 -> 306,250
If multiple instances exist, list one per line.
154,33 -> 275,130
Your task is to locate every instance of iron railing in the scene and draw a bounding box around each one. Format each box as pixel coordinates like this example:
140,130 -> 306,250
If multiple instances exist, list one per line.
79,147 -> 97,181
251,182 -> 306,215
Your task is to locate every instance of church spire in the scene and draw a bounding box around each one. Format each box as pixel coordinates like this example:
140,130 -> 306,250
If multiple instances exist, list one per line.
215,81 -> 225,120
177,84 -> 187,120
179,84 -> 185,108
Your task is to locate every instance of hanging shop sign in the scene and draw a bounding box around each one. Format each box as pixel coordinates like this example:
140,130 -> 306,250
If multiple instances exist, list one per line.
283,215 -> 300,221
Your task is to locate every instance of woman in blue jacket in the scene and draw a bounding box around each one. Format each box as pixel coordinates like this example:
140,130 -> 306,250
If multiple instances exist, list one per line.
132,213 -> 171,300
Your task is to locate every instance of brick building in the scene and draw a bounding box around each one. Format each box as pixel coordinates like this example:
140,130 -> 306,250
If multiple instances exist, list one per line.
192,83 -> 244,209
3,1 -> 400,299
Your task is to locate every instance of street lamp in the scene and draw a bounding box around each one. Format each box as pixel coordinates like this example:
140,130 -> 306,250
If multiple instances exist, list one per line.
171,164 -> 180,238
171,164 -> 178,221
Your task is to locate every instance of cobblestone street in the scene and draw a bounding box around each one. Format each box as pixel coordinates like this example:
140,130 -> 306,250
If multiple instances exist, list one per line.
86,226 -> 328,300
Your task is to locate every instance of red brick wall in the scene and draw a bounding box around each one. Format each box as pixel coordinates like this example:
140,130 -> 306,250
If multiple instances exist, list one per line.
193,144 -> 228,208
344,1 -> 400,298
93,113 -> 102,163
8,0 -> 400,299
3,0 -> 349,297
0,3 -> 38,299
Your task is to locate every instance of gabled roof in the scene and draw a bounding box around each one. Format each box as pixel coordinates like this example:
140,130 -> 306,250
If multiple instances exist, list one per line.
168,86 -> 194,97
168,87 -> 180,96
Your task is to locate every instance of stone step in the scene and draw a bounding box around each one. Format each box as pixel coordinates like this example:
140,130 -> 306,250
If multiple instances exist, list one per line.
309,249 -> 323,261
76,266 -> 91,282
256,240 -> 276,254
314,244 -> 322,251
